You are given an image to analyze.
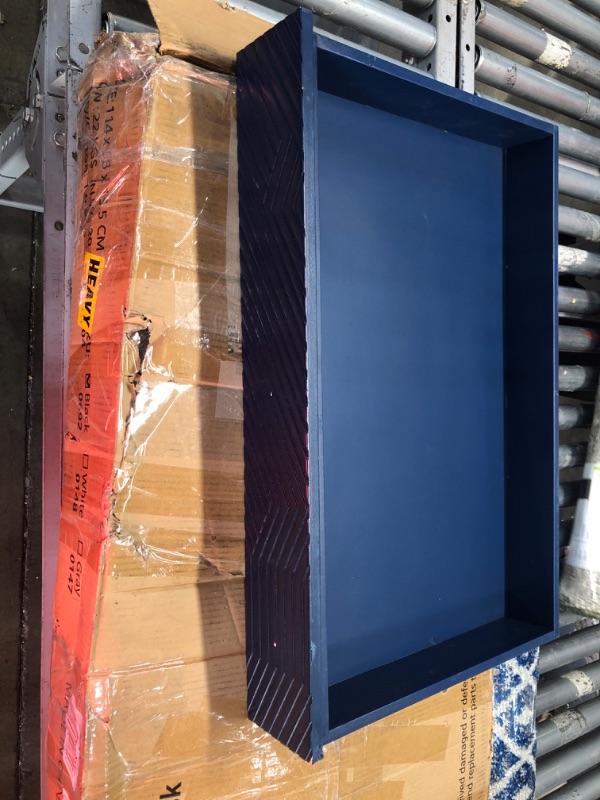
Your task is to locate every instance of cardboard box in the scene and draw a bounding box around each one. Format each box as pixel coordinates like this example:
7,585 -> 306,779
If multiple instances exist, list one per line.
47,30 -> 494,800
83,670 -> 493,800
47,34 -> 244,799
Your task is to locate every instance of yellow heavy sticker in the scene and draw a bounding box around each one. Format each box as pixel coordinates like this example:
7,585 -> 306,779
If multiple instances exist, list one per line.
78,252 -> 106,334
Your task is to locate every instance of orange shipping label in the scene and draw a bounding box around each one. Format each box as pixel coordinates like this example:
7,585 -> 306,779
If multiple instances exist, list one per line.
78,252 -> 106,334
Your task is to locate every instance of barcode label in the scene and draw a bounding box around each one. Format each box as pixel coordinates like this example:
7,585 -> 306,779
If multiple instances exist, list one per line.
64,695 -> 83,789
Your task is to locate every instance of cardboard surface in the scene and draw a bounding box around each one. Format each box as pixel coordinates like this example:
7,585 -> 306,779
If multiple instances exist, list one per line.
84,671 -> 493,800
148,0 -> 271,71
46,32 -> 494,800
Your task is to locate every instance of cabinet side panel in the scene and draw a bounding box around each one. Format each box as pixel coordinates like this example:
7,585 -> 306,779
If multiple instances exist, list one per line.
504,134 -> 558,632
237,11 -> 313,761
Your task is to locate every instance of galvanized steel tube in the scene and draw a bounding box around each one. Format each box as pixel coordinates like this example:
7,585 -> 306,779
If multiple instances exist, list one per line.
544,766 -> 600,800
537,696 -> 600,757
559,287 -> 600,319
560,403 -> 594,429
475,47 -> 600,128
559,206 -> 600,241
559,327 -> 600,353
535,729 -> 600,798
559,165 -> 600,203
560,366 -> 600,391
285,0 -> 436,56
570,0 -> 600,15
559,245 -> 600,277
537,660 -> 600,716
560,367 -> 599,393
560,156 -> 600,177
558,126 -> 600,169
548,766 -> 600,800
477,2 -> 600,92
559,481 -> 582,507
541,626 -> 600,673
102,12 -> 158,33
497,0 -> 600,56
559,443 -> 588,468
562,401 -> 593,427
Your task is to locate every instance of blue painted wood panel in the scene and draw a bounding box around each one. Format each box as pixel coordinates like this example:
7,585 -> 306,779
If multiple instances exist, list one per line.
318,92 -> 506,685
237,8 -> 558,761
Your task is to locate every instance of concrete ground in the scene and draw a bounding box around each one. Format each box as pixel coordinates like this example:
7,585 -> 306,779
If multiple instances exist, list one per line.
0,2 -> 155,796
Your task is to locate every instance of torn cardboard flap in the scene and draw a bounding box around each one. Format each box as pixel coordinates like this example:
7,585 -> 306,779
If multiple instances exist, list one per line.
106,517 -> 245,587
147,0 -> 272,71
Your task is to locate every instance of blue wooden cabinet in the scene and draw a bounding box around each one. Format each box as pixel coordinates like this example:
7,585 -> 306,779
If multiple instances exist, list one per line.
237,9 -> 558,761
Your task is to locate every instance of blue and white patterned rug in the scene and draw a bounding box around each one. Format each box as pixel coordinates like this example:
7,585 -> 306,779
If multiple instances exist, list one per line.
488,649 -> 539,800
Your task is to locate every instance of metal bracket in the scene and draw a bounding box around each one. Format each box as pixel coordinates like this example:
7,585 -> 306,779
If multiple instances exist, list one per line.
458,0 -> 476,92
39,5 -> 101,800
0,175 -> 43,212
416,0 -> 459,85
0,13 -> 48,207
26,15 -> 47,181
0,109 -> 33,196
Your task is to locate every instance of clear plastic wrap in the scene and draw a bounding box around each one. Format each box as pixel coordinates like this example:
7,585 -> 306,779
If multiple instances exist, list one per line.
47,32 -> 494,800
47,33 -> 243,800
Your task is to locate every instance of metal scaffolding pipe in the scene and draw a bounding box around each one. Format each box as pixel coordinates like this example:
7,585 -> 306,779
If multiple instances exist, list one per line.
475,47 -> 600,128
497,0 -> 600,57
560,155 -> 600,177
559,245 -> 600,277
477,1 -> 600,92
102,12 -> 158,33
560,481 -> 582,507
560,403 -> 594,429
535,729 -> 600,798
558,125 -> 600,169
559,482 -> 581,507
559,164 -> 600,204
560,366 -> 599,392
537,660 -> 600,716
541,625 -> 600,673
559,286 -> 600,319
544,764 -> 600,800
570,0 -> 600,15
537,696 -> 600,757
559,443 -> 588,468
559,326 -> 600,353
559,206 -> 600,241
284,0 -> 436,57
